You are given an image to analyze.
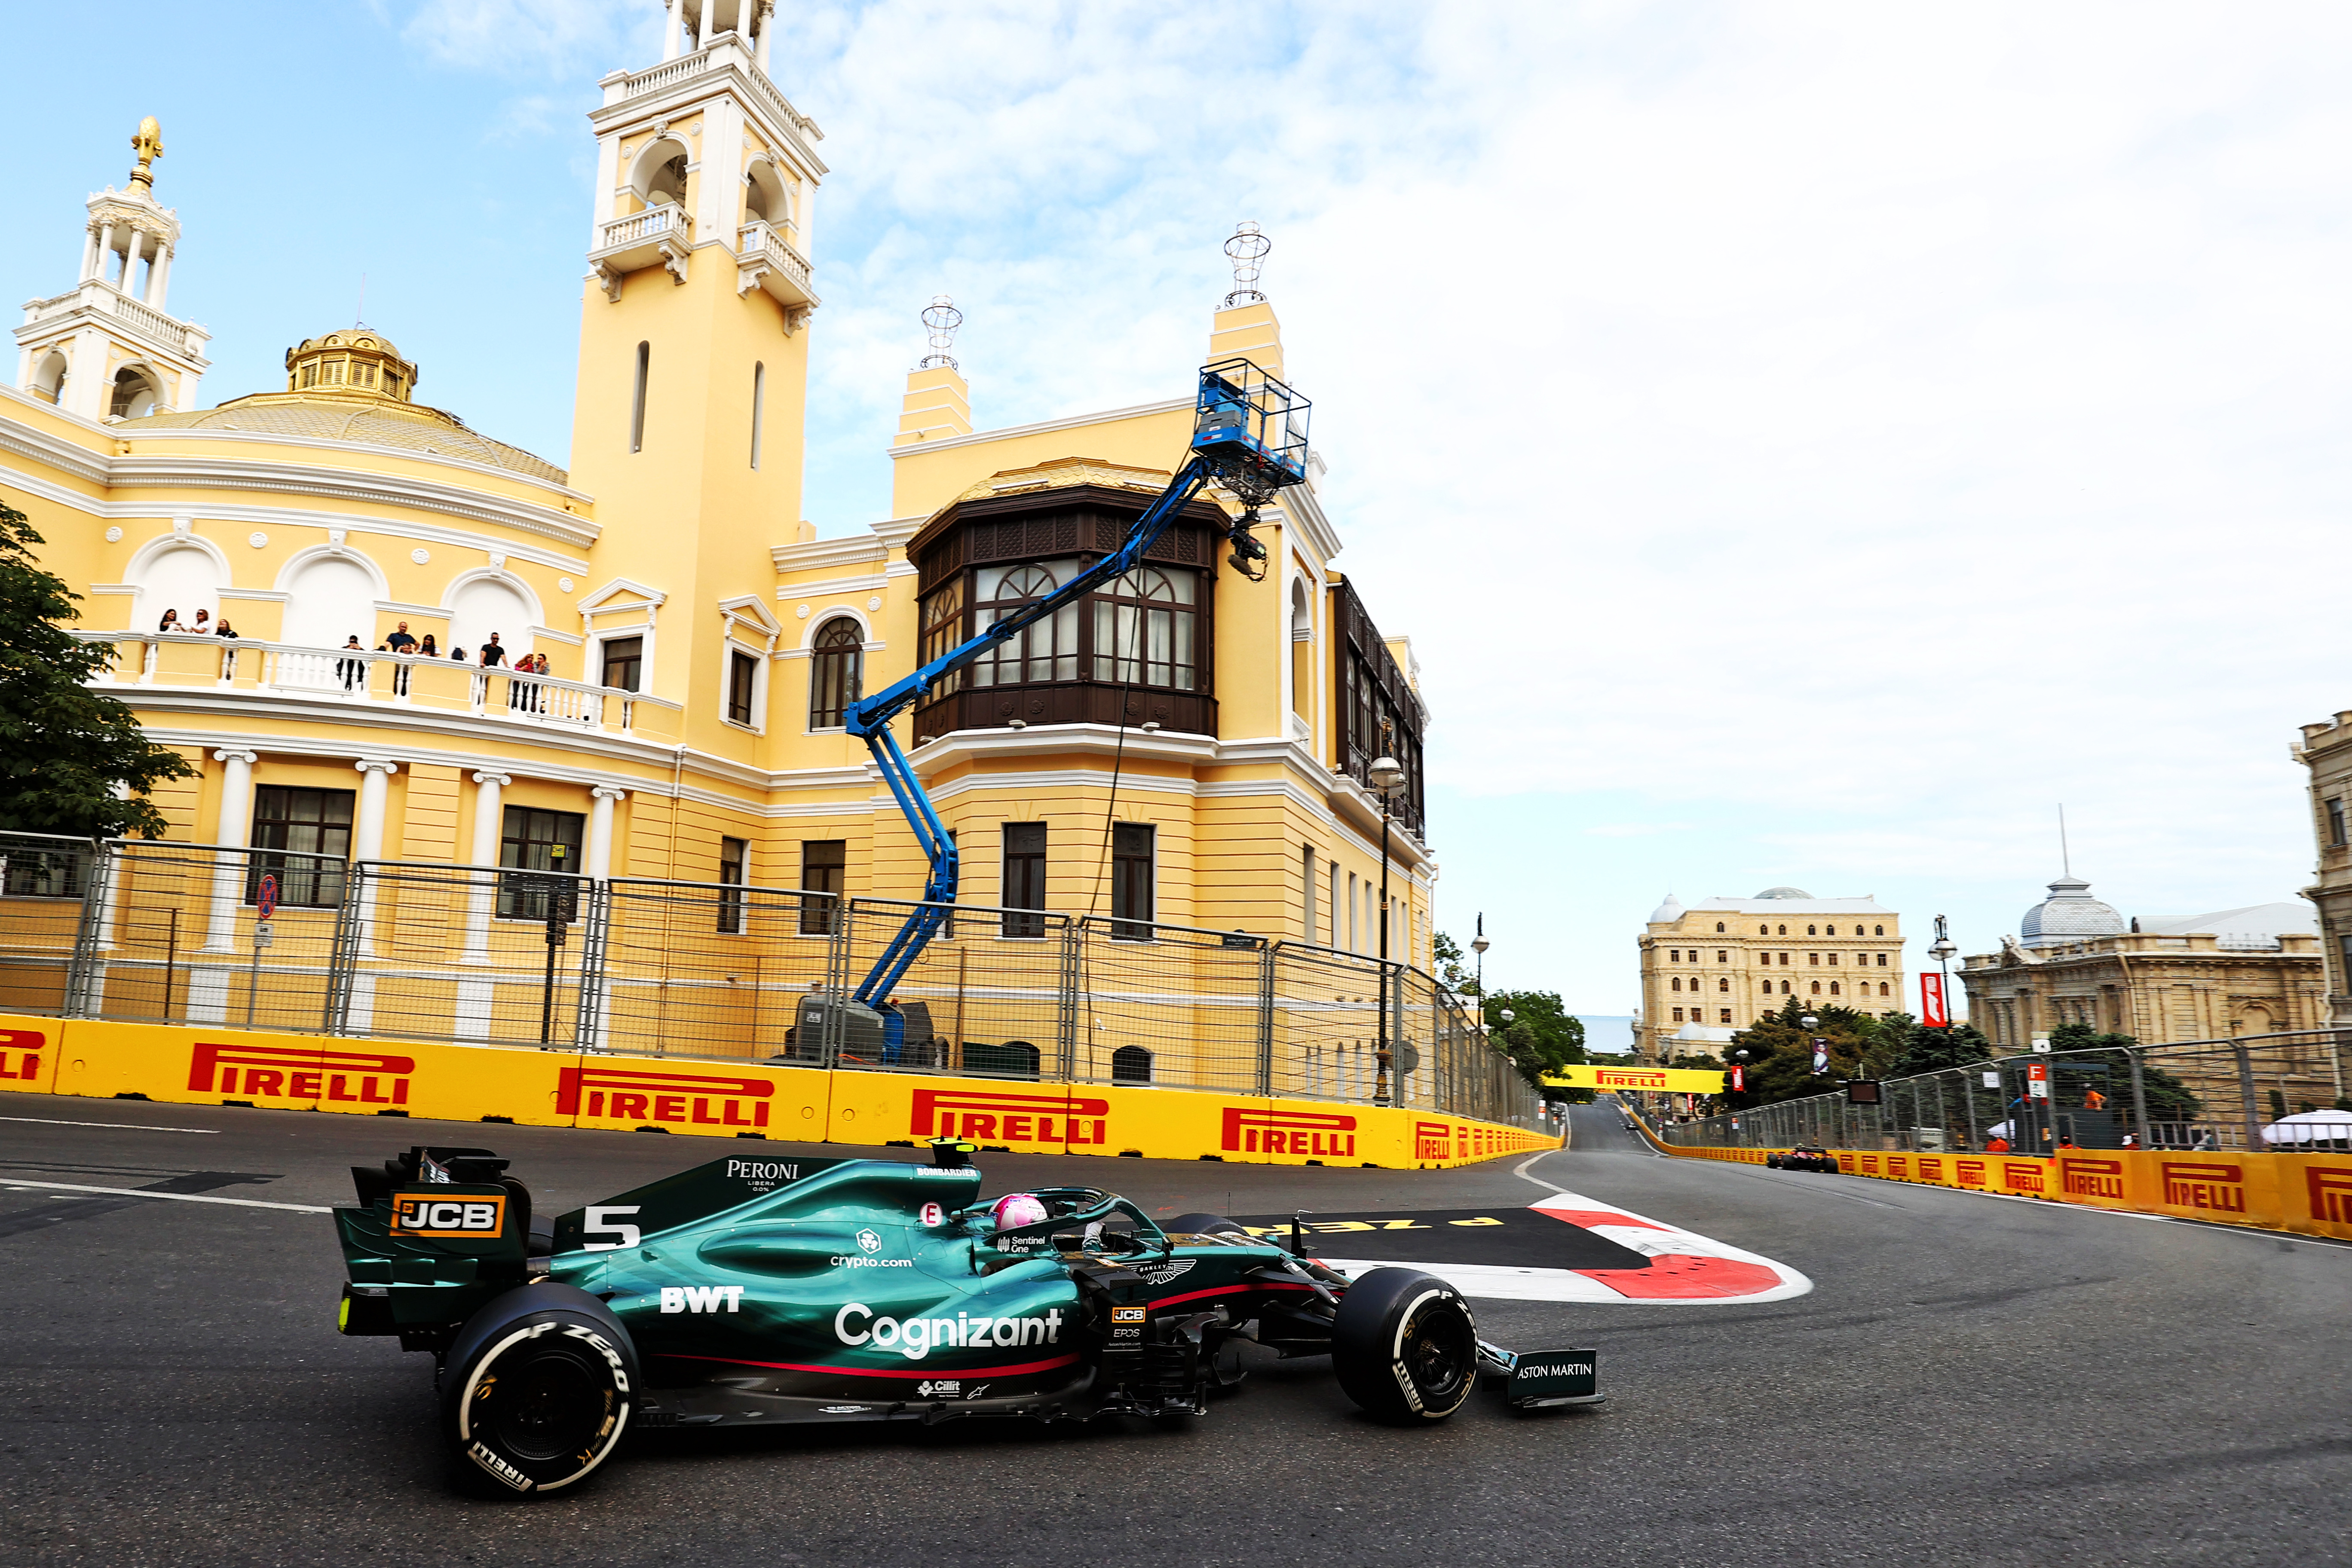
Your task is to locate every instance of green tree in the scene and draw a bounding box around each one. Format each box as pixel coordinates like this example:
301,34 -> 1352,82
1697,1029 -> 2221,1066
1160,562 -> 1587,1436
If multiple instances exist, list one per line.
2046,1021 -> 2202,1121
0,498 -> 194,838
1482,989 -> 1586,1086
1883,1013 -> 1994,1077
1726,998 -> 1900,1106
1432,930 -> 1478,997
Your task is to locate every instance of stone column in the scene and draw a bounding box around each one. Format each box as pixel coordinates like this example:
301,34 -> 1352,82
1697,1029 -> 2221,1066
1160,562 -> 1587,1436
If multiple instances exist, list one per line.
147,243 -> 172,308
664,0 -> 683,58
756,0 -> 774,68
586,787 -> 628,880
341,758 -> 400,1026
697,0 -> 713,49
456,772 -> 512,1041
202,749 -> 258,953
95,221 -> 115,284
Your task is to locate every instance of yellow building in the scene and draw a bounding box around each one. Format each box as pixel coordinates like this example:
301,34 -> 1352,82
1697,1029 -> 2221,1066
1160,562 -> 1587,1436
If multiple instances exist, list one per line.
0,21 -> 1433,1061
1636,889 -> 1906,1062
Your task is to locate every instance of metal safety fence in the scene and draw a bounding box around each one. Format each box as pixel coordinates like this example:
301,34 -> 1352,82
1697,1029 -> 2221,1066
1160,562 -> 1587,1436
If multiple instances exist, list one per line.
1656,1029 -> 2352,1155
0,837 -> 1545,1129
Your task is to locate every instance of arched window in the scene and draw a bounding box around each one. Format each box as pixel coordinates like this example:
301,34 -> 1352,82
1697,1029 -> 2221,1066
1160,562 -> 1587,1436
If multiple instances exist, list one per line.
1779,979 -> 1790,994
1807,925 -> 1817,936
974,561 -> 1079,686
1718,978 -> 1729,992
1874,925 -> 1884,935
1829,981 -> 1841,995
1758,980 -> 1770,994
285,553 -> 383,651
1810,980 -> 1821,994
630,341 -> 650,453
1670,977 -> 1681,991
1092,567 -> 1198,690
31,350 -> 67,405
1716,922 -> 1726,933
1878,982 -> 1889,997
965,1040 -> 1041,1081
110,366 -> 159,419
808,618 -> 863,729
1111,1045 -> 1152,1085
1776,924 -> 1787,936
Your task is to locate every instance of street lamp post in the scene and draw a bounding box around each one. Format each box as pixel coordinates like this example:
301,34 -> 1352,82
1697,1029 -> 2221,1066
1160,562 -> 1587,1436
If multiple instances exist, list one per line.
1929,916 -> 1959,1030
1369,753 -> 1406,1106
1471,914 -> 1489,1001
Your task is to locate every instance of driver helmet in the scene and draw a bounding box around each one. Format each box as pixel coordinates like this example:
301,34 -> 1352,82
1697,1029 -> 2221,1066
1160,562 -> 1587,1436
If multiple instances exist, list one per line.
990,1193 -> 1049,1232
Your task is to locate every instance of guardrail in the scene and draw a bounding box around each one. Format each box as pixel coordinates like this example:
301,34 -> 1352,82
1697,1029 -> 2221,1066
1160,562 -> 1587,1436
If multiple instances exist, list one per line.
0,831 -> 1543,1131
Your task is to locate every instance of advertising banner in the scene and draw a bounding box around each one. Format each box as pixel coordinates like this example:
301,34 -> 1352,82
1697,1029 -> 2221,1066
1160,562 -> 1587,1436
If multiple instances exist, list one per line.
0,1013 -> 60,1093
1919,973 -> 1949,1028
1545,1063 -> 1729,1094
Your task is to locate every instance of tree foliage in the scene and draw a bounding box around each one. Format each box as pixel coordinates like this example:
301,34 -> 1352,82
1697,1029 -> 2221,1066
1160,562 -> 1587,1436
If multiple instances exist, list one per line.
1482,989 -> 1586,1087
1433,930 -> 1478,997
0,499 -> 194,838
1725,998 -> 1907,1106
2046,1021 -> 2202,1121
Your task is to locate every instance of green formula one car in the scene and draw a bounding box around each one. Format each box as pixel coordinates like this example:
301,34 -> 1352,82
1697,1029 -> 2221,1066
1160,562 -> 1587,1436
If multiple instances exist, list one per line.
334,1140 -> 1600,1494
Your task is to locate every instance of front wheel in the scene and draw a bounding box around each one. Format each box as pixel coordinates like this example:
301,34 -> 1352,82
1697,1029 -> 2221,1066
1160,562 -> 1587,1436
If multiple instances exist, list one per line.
441,1285 -> 638,1495
1331,1268 -> 1479,1424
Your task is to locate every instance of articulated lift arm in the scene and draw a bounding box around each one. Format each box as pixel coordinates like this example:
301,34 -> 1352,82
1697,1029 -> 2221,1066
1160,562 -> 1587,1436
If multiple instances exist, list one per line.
827,358 -> 1310,1046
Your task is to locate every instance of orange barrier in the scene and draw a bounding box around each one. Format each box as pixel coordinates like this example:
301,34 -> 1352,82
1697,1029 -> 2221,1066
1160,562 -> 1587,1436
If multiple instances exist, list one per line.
1626,1111 -> 2352,1242
0,1011 -> 1555,1169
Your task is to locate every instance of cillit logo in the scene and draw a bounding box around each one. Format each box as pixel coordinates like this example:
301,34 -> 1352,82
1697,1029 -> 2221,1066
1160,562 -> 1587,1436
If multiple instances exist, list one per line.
2162,1160 -> 2246,1213
560,1065 -> 773,1129
1222,1107 -> 1357,1158
659,1286 -> 743,1314
0,1025 -> 47,1083
2306,1167 -> 2352,1225
392,1193 -> 507,1237
2061,1157 -> 2126,1199
910,1088 -> 1109,1147
189,1041 -> 413,1106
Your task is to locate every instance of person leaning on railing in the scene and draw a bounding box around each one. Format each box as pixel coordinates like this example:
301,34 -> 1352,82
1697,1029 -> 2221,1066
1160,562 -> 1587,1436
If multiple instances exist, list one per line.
383,620 -> 417,696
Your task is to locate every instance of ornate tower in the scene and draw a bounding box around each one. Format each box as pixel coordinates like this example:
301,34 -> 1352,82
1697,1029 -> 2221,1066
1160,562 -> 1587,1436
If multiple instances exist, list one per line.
14,116 -> 212,421
567,3 -> 824,713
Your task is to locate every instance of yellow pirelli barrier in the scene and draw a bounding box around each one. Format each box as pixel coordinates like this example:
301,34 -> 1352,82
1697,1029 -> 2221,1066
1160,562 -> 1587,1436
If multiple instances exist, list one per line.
3,1013 -> 1554,1169
1629,1111 -> 2352,1242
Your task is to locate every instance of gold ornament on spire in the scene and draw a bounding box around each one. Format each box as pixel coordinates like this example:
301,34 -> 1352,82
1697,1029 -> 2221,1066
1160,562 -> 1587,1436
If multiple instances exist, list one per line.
129,116 -> 163,194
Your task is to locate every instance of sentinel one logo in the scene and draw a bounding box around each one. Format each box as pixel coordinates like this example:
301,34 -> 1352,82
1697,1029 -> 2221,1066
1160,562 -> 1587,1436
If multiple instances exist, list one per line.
2061,1158 -> 2127,1200
1222,1107 -> 1357,1158
835,1302 -> 1063,1360
188,1041 -> 414,1106
910,1088 -> 1110,1147
558,1065 -> 775,1129
2162,1161 -> 2247,1213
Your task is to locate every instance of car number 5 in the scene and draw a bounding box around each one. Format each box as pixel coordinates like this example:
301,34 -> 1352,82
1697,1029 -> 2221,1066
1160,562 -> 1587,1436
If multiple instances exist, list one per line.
583,1205 -> 642,1251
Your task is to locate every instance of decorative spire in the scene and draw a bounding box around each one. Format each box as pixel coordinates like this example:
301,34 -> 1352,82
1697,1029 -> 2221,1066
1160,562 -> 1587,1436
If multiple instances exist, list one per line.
918,294 -> 962,371
1222,221 -> 1271,306
129,116 -> 163,196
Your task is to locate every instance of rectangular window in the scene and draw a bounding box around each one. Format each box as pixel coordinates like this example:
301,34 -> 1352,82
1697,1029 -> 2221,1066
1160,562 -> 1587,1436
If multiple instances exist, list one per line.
1828,952 -> 1838,965
248,786 -> 352,907
3,842 -> 90,898
2331,798 -> 2346,847
1876,953 -> 1887,967
1327,863 -> 1340,947
1301,845 -> 1316,942
1003,823 -> 1047,938
630,341 -> 650,453
1719,1009 -> 1732,1024
799,840 -> 845,936
749,360 -> 765,470
1347,873 -> 1359,952
1111,823 -> 1155,940
717,836 -> 748,934
1672,1008 -> 1684,1023
727,649 -> 759,726
601,636 -> 643,693
496,806 -> 585,919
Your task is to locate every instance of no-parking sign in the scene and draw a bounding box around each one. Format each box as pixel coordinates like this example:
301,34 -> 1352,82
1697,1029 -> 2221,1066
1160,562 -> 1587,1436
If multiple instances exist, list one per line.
255,873 -> 279,920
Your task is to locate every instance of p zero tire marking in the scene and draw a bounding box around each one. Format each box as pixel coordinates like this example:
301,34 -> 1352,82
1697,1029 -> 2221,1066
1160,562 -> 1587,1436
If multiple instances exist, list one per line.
1387,1285 -> 1466,1419
457,1321 -> 632,1493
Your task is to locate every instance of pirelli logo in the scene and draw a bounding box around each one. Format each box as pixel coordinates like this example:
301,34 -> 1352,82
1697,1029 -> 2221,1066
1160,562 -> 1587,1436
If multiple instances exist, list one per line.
910,1088 -> 1109,1147
2003,1161 -> 2046,1194
2306,1167 -> 2352,1225
2162,1160 -> 2247,1213
1,1025 -> 47,1084
2061,1157 -> 2126,1199
188,1041 -> 413,1106
1916,1157 -> 1944,1183
1415,1120 -> 1453,1161
1224,1106 -> 1357,1158
1887,1155 -> 1910,1180
1593,1068 -> 1669,1090
391,1191 -> 508,1237
559,1065 -> 774,1129
1956,1159 -> 1988,1187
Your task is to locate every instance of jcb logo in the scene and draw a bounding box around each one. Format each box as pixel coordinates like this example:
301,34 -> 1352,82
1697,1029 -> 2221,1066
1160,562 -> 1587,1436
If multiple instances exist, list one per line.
392,1193 -> 507,1237
2162,1161 -> 2247,1213
188,1041 -> 413,1106
1222,1107 -> 1356,1158
911,1088 -> 1110,1147
0,1026 -> 46,1083
559,1065 -> 773,1129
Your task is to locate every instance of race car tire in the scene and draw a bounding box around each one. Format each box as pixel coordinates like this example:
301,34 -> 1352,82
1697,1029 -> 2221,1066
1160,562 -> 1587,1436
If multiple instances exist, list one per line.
1765,1155 -> 1782,1169
1165,1212 -> 1250,1237
1330,1268 -> 1479,1425
440,1284 -> 639,1497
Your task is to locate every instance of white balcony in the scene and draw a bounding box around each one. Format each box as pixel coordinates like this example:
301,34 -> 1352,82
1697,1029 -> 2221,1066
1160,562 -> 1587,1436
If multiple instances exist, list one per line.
589,204 -> 694,300
18,280 -> 209,362
735,220 -> 818,325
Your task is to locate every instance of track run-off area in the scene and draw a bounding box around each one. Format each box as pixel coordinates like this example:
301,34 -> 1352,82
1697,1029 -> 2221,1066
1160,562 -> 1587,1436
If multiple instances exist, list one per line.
4,1094 -> 2346,1567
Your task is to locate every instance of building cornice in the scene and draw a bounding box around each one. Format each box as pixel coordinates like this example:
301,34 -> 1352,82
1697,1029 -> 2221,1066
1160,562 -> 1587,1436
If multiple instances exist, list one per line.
885,398 -> 1192,461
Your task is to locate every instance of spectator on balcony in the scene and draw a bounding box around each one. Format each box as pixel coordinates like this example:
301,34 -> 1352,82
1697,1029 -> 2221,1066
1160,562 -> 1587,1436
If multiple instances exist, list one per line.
191,609 -> 210,632
419,634 -> 438,658
337,634 -> 365,691
213,619 -> 237,638
479,633 -> 507,668
449,643 -> 468,661
384,620 -> 417,695
156,607 -> 180,632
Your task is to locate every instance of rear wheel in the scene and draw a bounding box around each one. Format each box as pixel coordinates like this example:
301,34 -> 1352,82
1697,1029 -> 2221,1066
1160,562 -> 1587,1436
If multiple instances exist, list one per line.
1331,1268 -> 1479,1424
440,1286 -> 637,1495
1765,1154 -> 1783,1169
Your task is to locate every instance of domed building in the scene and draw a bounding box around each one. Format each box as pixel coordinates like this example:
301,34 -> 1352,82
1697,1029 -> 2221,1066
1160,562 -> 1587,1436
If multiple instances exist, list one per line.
2018,874 -> 2126,950
1635,886 -> 1905,1063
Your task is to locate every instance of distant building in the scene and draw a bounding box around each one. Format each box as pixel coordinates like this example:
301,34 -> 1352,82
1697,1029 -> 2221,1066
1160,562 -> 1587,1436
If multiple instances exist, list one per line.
1636,888 -> 1905,1063
2295,710 -> 2352,1023
1957,874 -> 2324,1047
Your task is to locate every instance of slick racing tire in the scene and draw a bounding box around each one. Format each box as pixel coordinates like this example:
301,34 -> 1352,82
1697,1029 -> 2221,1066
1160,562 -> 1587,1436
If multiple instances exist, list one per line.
441,1284 -> 639,1496
1331,1268 -> 1479,1425
1765,1155 -> 1783,1170
1165,1212 -> 1250,1238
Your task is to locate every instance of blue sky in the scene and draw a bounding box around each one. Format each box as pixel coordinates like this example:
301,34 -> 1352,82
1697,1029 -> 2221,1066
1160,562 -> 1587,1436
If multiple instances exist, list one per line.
10,3 -> 2352,1014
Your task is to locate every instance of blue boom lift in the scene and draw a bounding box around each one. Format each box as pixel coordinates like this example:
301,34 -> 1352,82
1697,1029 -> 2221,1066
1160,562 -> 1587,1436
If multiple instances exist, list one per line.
796,358 -> 1310,1062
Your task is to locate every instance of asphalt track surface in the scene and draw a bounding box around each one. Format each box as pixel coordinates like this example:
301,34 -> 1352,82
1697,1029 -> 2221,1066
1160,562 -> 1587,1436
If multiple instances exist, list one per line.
5,1093 -> 2348,1567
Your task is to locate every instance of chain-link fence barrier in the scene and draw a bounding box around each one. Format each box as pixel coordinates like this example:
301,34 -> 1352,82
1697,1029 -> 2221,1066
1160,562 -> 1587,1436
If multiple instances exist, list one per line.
0,841 -> 1546,1128
1657,1029 -> 2352,1155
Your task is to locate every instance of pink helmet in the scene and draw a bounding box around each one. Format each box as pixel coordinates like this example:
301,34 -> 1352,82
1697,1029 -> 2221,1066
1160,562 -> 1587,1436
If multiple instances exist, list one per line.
990,1193 -> 1049,1232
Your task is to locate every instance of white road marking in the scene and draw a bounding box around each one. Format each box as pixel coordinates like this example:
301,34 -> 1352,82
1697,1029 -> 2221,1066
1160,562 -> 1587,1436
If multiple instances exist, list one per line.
0,1115 -> 218,1134
0,1179 -> 326,1213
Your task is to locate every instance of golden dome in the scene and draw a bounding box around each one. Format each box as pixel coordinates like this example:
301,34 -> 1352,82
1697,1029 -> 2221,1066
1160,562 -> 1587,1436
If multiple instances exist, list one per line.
285,329 -> 419,401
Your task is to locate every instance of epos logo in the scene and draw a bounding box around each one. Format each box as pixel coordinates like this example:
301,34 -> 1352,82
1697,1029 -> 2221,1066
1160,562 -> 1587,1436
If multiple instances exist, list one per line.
391,1193 -> 508,1237
2162,1160 -> 2247,1213
2306,1167 -> 2352,1225
559,1065 -> 772,1129
1222,1107 -> 1356,1158
188,1041 -> 412,1105
910,1088 -> 1109,1147
2062,1158 -> 2127,1199
0,1025 -> 47,1083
